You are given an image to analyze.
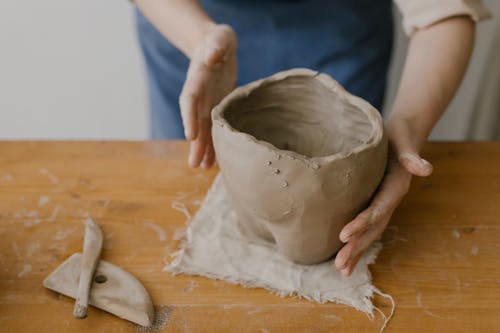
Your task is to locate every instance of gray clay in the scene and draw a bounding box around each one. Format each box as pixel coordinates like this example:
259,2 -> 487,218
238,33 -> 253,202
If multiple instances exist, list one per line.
212,68 -> 387,264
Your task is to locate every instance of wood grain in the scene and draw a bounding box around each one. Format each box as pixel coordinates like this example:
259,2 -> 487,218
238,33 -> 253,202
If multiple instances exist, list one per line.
0,141 -> 499,332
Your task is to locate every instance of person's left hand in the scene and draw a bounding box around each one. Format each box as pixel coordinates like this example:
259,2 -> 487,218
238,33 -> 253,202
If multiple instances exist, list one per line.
180,24 -> 238,170
334,121 -> 434,276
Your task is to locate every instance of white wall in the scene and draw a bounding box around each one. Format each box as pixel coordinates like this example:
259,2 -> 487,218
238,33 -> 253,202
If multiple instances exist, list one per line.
0,1 -> 498,140
0,0 -> 148,139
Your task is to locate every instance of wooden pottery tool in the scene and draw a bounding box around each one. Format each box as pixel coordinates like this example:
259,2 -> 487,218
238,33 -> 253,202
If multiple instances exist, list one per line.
43,218 -> 155,327
73,218 -> 103,318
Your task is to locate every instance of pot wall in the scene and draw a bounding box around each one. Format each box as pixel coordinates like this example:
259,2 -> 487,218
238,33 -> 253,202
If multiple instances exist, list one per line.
212,69 -> 387,264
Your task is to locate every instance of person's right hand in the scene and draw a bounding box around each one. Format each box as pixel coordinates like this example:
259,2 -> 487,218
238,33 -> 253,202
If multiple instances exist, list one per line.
179,24 -> 238,169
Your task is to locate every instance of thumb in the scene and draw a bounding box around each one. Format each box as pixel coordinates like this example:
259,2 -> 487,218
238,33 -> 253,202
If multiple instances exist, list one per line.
387,117 -> 433,177
398,151 -> 433,177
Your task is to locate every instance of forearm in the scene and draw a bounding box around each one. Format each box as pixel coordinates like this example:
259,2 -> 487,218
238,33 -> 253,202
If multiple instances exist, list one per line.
134,0 -> 215,58
388,16 -> 475,152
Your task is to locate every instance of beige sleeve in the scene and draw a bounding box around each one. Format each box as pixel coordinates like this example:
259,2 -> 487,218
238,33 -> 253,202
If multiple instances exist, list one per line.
394,0 -> 492,35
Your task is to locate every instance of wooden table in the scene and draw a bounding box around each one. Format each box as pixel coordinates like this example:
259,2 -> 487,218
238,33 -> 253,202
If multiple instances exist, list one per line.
0,141 -> 499,332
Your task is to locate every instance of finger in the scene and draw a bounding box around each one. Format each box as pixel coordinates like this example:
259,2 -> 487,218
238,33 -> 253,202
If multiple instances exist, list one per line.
188,117 -> 210,168
339,191 -> 396,243
339,166 -> 411,243
336,217 -> 389,276
334,239 -> 356,271
398,152 -> 433,177
336,228 -> 377,271
179,92 -> 199,140
339,210 -> 373,243
188,137 -> 206,168
201,135 -> 216,170
340,253 -> 363,277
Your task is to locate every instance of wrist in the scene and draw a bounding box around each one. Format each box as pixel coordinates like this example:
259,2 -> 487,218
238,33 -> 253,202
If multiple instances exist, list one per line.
186,21 -> 218,59
386,113 -> 426,153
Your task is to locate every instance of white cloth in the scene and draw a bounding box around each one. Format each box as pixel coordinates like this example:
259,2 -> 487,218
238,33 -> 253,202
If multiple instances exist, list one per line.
165,174 -> 392,321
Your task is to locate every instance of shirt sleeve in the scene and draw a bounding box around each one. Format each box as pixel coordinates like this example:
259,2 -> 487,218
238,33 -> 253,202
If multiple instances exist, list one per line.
394,0 -> 492,36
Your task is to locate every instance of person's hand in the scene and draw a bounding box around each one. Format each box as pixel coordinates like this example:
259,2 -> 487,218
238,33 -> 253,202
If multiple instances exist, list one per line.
179,24 -> 237,169
334,119 -> 434,276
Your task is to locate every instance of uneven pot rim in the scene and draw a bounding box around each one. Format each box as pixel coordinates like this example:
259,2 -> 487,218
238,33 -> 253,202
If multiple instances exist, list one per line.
212,68 -> 385,164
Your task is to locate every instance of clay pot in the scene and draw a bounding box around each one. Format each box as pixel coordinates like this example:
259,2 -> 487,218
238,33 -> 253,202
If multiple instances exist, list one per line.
211,68 -> 387,264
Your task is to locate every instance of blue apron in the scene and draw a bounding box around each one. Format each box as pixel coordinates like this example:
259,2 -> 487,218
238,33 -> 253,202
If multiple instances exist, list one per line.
136,0 -> 393,139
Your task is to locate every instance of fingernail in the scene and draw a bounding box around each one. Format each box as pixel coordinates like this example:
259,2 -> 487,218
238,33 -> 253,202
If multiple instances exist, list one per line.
339,231 -> 350,243
420,158 -> 432,168
340,268 -> 350,277
184,130 -> 191,140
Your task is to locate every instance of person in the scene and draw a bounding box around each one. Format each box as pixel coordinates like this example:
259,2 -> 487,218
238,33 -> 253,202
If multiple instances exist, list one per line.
133,0 -> 490,276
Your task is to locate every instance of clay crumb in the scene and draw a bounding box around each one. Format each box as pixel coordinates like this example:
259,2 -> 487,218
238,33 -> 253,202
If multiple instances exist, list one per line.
39,168 -> 60,184
470,246 -> 479,256
25,219 -> 42,227
17,263 -> 32,277
1,174 -> 14,182
11,241 -> 21,259
311,163 -> 320,170
54,226 -> 78,240
281,181 -> 288,188
274,169 -> 280,174
323,313 -> 342,321
46,205 -> 62,222
38,195 -> 50,207
452,229 -> 460,239
266,161 -> 272,166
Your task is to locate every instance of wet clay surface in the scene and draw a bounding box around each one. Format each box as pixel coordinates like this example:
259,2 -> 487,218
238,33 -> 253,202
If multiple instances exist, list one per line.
212,69 -> 387,264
